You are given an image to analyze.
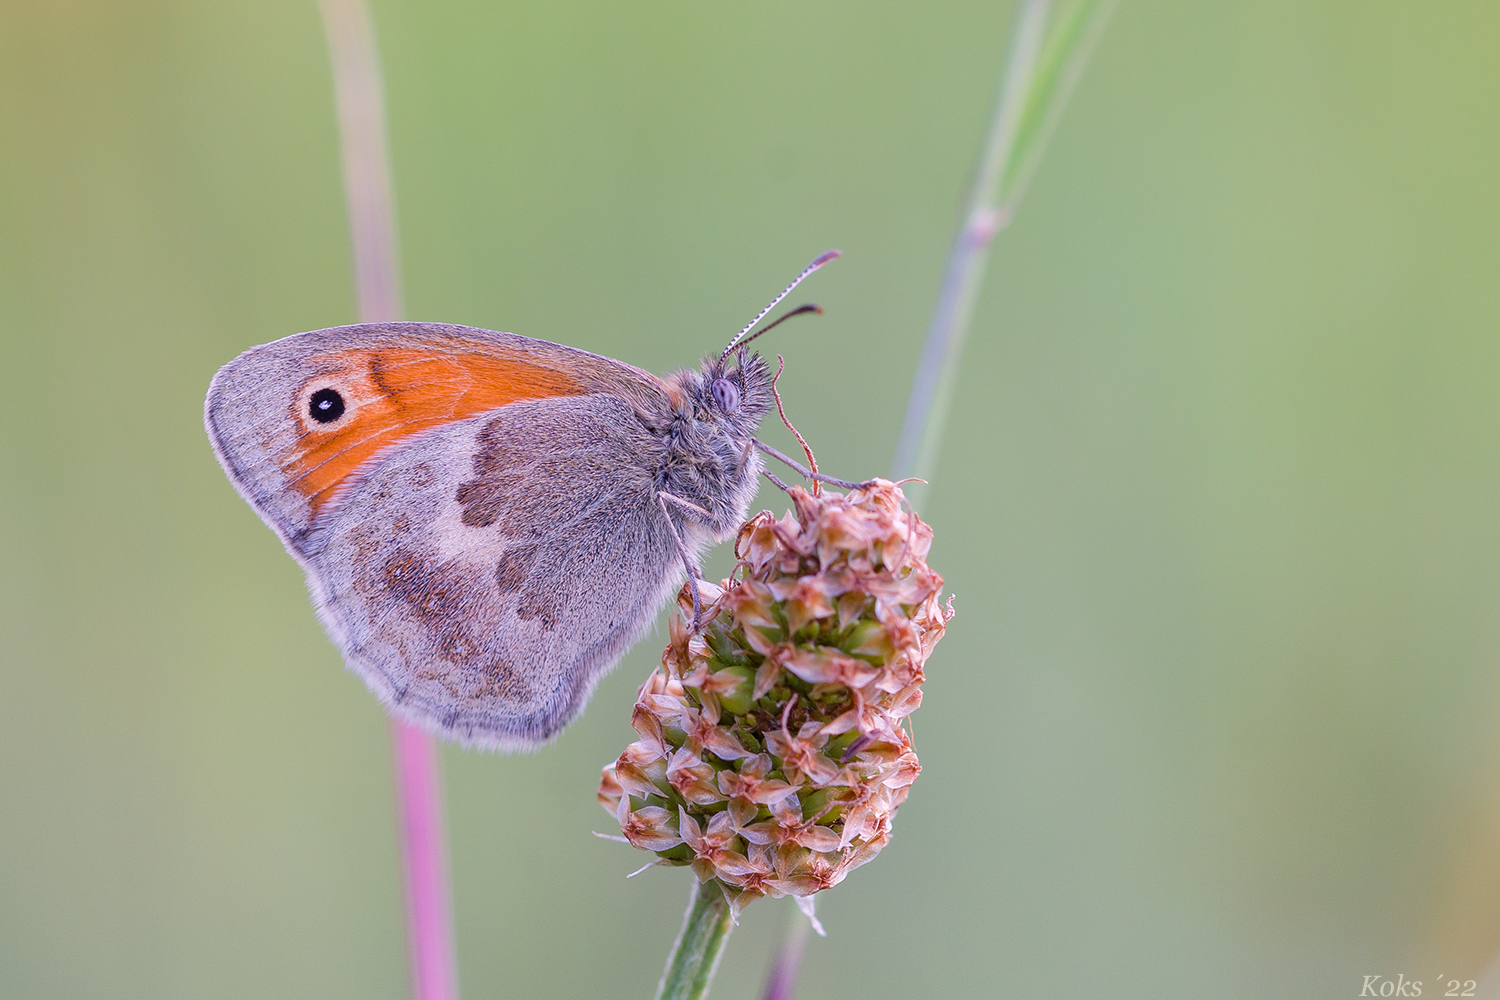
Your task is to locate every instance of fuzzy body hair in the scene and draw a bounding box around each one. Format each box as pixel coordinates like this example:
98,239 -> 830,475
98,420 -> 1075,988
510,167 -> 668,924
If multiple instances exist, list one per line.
650,350 -> 773,543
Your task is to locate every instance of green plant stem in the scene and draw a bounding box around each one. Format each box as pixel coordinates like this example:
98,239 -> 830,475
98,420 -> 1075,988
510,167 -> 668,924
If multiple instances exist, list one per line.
891,0 -> 1117,505
656,880 -> 735,1000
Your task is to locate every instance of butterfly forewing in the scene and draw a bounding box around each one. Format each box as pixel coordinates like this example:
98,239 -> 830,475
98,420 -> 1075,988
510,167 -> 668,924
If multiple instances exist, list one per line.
204,322 -> 666,552
205,323 -> 680,747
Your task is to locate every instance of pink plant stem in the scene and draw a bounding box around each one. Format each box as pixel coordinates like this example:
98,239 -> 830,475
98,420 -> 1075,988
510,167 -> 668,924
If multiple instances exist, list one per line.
317,2 -> 460,998
758,907 -> 809,1000
391,719 -> 461,1000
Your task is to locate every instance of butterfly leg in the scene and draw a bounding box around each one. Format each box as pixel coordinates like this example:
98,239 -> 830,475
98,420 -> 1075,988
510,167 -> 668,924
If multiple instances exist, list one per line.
657,491 -> 711,630
761,469 -> 793,493
753,439 -> 878,490
735,435 -> 755,477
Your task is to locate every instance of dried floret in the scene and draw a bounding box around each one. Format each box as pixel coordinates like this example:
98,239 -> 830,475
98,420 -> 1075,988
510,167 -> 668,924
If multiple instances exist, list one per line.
599,480 -> 952,919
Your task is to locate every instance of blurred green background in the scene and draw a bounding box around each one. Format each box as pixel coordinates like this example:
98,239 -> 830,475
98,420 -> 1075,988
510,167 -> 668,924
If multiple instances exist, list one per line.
4,1 -> 1500,997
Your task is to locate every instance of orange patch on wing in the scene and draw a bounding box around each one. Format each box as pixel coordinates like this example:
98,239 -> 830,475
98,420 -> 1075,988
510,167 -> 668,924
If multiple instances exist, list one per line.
285,348 -> 585,516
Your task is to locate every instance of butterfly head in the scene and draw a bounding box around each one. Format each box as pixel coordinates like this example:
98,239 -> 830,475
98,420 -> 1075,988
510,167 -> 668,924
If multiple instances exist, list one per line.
652,251 -> 840,532
705,348 -> 772,427
662,349 -> 772,440
689,247 -> 842,439
647,350 -> 771,537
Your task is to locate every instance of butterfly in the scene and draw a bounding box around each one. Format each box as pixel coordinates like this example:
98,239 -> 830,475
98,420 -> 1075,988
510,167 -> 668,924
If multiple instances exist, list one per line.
204,251 -> 845,750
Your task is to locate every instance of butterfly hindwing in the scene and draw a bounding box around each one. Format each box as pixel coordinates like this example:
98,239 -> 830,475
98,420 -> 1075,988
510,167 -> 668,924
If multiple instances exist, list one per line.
301,394 -> 683,748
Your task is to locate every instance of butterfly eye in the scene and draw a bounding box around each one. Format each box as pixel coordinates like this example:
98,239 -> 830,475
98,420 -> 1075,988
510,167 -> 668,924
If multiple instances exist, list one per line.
710,377 -> 740,413
308,387 -> 346,424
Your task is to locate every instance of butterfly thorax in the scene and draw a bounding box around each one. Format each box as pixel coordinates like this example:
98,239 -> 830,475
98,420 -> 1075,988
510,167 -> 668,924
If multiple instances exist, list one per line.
648,353 -> 772,540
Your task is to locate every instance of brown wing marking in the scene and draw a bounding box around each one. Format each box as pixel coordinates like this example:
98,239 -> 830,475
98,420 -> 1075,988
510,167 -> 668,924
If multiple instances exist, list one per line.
283,347 -> 586,516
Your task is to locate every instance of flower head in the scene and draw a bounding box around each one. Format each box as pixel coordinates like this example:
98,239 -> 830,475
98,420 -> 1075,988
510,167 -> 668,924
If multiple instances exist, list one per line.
599,479 -> 952,918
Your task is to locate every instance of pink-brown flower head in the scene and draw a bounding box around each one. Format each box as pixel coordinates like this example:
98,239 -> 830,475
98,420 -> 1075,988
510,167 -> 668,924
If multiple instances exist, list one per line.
598,480 -> 952,917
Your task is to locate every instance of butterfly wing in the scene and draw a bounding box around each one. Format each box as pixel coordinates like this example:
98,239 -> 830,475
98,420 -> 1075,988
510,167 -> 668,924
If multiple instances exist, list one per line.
206,323 -> 681,748
305,393 -> 682,748
206,321 -> 668,551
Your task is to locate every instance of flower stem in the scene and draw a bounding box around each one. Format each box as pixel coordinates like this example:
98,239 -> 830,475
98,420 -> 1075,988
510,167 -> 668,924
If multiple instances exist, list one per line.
316,2 -> 459,999
390,719 -> 460,1000
758,901 -> 811,1000
891,0 -> 1118,505
656,880 -> 735,1000
317,0 -> 402,324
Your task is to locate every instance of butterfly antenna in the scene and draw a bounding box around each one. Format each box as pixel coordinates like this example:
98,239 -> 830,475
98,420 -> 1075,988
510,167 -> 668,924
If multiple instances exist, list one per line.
732,303 -> 823,355
721,249 -> 841,361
